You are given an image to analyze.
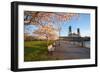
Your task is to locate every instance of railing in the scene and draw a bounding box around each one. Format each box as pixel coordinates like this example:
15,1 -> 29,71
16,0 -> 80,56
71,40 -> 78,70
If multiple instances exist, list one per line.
61,37 -> 90,48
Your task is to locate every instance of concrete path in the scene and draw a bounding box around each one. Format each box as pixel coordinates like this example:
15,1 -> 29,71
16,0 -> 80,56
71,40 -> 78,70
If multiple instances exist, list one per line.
51,41 -> 90,60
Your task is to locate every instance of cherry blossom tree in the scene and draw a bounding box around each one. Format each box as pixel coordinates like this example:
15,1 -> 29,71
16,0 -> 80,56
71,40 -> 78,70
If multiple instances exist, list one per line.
24,11 -> 79,45
24,11 -> 79,26
33,24 -> 58,47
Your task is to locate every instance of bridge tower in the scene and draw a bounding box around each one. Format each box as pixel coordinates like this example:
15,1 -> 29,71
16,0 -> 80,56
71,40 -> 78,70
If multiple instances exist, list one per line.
69,26 -> 72,36
77,28 -> 80,36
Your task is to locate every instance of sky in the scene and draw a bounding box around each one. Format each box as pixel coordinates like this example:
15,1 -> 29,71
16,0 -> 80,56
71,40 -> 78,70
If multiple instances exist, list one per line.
24,13 -> 90,37
60,13 -> 90,37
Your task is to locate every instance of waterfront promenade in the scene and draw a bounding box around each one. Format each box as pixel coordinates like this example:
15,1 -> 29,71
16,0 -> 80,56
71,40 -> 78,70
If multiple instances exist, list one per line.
50,40 -> 90,60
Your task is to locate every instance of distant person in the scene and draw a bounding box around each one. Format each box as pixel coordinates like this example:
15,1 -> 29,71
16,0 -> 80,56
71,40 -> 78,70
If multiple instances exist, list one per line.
48,43 -> 56,55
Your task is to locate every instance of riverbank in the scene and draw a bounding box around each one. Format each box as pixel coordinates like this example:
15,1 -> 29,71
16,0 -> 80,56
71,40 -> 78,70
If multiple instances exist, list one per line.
49,40 -> 90,60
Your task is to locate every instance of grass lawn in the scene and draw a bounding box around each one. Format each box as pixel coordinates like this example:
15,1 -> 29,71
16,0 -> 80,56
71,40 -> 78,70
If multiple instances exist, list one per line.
24,40 -> 54,61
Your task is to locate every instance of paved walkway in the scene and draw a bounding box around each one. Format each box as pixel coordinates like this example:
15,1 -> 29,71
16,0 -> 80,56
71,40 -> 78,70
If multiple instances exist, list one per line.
50,41 -> 90,60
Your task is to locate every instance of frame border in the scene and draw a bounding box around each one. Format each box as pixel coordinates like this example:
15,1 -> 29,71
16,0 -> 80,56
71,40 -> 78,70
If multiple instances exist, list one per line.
11,1 -> 98,72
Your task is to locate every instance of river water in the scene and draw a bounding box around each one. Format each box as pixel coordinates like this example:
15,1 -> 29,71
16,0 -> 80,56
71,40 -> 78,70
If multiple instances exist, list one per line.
84,41 -> 90,48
